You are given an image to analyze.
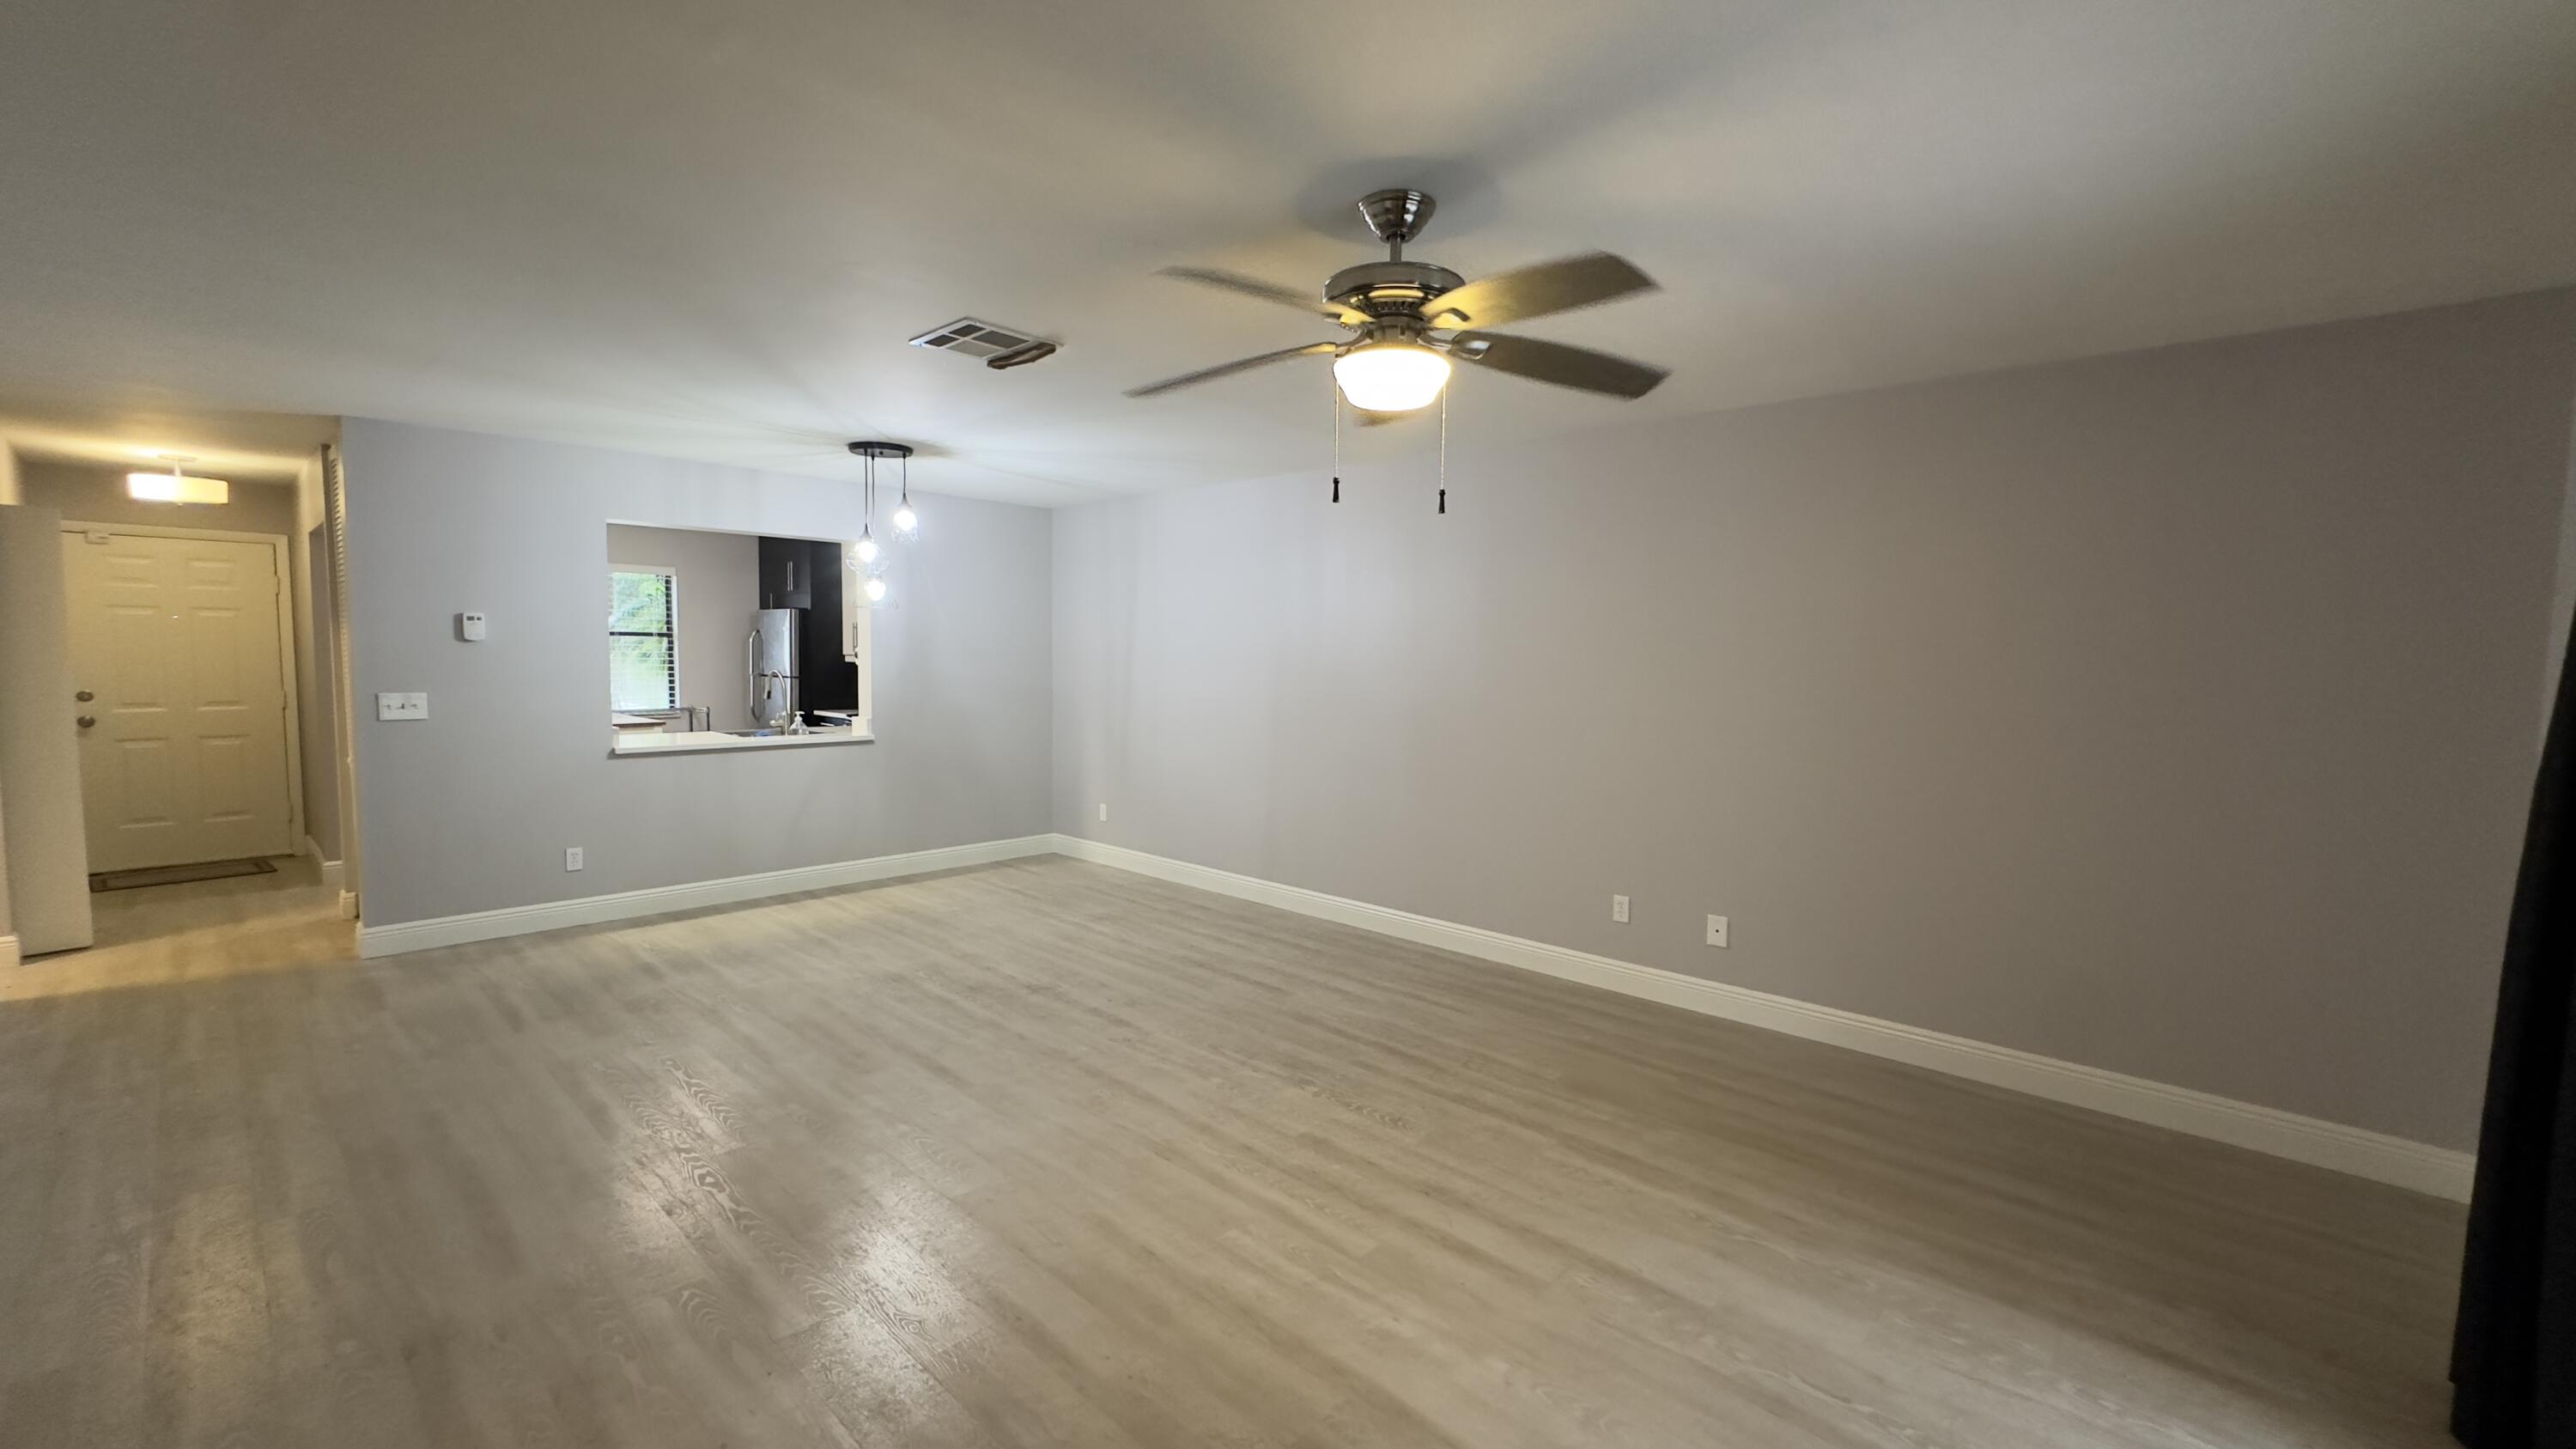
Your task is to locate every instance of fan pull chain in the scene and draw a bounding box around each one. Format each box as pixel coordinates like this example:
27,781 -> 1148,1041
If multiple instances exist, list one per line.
1436,387 -> 1449,514
1330,379 -> 1342,503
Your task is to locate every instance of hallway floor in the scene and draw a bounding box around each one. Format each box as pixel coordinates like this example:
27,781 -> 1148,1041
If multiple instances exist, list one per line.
7,852 -> 352,1003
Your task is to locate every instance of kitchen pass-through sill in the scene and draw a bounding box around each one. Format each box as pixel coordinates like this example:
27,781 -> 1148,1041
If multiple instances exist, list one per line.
610,726 -> 875,758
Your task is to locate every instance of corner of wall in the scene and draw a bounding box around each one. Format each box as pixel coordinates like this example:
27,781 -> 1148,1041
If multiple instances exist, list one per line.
2548,378 -> 2576,716
295,444 -> 328,534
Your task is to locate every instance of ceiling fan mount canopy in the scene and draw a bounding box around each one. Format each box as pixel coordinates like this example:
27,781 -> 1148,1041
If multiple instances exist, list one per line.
1127,189 -> 1669,409
1356,187 -> 1437,247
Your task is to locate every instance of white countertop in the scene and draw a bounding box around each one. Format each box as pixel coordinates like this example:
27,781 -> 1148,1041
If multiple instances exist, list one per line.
610,726 -> 873,757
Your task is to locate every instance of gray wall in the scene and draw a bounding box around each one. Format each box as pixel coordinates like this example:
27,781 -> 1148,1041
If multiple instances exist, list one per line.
0,442 -> 15,941
2552,396 -> 2576,708
19,459 -> 298,537
1053,290 -> 2576,1152
338,419 -> 1052,927
605,522 -> 763,731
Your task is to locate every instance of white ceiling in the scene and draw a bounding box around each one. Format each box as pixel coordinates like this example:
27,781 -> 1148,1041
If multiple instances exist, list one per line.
3,1 -> 2572,506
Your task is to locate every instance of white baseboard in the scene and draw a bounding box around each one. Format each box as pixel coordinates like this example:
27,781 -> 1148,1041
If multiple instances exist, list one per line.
355,834 -> 1058,959
300,836 -> 345,889
1047,835 -> 2476,1202
0,935 -> 17,970
338,889 -> 359,921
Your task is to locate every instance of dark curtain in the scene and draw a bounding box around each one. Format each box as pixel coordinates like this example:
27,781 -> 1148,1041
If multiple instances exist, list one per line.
2452,616 -> 2576,1448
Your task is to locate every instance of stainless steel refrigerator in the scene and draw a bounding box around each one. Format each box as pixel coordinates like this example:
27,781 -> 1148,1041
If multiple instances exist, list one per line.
749,607 -> 799,728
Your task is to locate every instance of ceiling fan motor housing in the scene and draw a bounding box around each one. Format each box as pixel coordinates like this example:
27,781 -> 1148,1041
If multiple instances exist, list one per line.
1326,260 -> 1465,320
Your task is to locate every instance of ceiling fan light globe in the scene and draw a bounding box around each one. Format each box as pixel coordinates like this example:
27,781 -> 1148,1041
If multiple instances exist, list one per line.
1333,344 -> 1450,413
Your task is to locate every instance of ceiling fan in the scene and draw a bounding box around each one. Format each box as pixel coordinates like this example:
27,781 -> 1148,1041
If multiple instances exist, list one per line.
1127,188 -> 1669,417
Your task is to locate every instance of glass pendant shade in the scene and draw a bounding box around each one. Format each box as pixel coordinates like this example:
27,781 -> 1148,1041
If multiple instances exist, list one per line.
1332,343 -> 1451,413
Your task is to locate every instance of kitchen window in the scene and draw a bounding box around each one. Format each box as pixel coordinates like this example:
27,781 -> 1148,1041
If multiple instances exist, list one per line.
608,566 -> 678,711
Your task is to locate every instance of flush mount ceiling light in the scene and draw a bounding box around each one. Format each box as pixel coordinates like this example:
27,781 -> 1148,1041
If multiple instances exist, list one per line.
845,441 -> 914,600
1125,187 -> 1670,416
126,455 -> 228,505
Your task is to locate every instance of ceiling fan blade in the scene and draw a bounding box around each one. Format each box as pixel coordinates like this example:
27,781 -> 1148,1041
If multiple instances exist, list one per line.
1157,266 -> 1369,326
1420,253 -> 1656,329
1449,332 -> 1668,399
1126,341 -> 1340,398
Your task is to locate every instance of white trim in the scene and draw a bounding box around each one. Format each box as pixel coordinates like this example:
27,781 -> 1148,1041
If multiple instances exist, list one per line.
300,834 -> 345,890
338,889 -> 358,921
355,834 -> 1057,959
1046,835 -> 2476,1202
60,518 -> 308,849
0,935 -> 18,970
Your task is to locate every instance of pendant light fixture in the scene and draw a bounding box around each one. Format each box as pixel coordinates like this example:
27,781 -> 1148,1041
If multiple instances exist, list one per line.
890,447 -> 918,534
846,441 -> 912,600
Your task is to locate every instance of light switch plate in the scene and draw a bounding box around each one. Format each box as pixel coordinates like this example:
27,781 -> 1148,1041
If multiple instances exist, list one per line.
375,691 -> 428,721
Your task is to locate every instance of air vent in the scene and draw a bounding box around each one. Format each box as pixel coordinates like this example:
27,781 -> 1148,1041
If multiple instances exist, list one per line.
909,317 -> 1047,361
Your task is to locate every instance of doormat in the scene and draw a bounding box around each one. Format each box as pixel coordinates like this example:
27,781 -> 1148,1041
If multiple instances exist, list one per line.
89,857 -> 279,892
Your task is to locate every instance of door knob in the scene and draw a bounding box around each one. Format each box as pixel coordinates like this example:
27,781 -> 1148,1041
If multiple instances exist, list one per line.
76,715 -> 97,728
75,690 -> 94,702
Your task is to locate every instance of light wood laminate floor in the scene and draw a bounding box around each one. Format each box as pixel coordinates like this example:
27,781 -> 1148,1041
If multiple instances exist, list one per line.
1,856 -> 2464,1447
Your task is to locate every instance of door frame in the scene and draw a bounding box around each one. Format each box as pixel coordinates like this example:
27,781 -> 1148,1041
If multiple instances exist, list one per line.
58,518 -> 309,853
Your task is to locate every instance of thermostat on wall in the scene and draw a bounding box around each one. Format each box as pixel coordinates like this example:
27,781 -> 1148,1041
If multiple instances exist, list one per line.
457,612 -> 488,642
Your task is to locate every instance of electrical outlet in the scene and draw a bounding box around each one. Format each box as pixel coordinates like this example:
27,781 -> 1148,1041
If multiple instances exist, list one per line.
565,847 -> 585,872
1706,914 -> 1728,947
1611,894 -> 1630,923
1097,802 -> 1109,823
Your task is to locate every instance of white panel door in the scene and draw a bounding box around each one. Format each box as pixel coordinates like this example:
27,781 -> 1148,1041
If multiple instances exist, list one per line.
62,532 -> 295,872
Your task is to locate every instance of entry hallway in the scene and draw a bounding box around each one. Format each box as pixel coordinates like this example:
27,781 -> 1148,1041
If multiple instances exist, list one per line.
0,858 -> 2463,1447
